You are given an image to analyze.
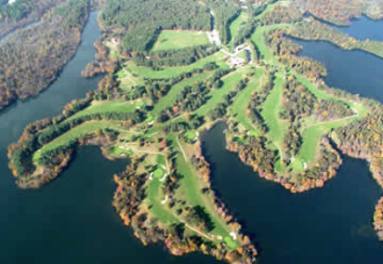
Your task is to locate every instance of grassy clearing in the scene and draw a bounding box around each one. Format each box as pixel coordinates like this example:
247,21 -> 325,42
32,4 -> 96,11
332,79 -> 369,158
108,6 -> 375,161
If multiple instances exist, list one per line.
152,30 -> 210,51
125,51 -> 228,80
117,68 -> 143,90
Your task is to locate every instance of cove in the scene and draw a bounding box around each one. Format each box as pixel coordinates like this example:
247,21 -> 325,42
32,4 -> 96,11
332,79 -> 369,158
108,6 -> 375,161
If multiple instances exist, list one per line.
202,123 -> 383,264
296,39 -> 383,103
0,12 -> 218,264
337,16 -> 383,41
295,18 -> 383,102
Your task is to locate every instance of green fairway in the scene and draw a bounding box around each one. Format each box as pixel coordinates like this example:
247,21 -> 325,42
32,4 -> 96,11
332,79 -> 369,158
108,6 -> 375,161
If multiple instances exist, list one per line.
173,137 -> 238,246
9,1 -> 383,261
116,68 -> 143,90
146,172 -> 178,224
152,72 -> 211,117
228,11 -> 249,48
231,67 -> 265,134
261,72 -> 287,150
289,74 -> 369,171
125,51 -> 228,80
33,121 -> 123,163
152,30 -> 210,51
251,24 -> 291,63
67,100 -> 142,121
195,66 -> 249,116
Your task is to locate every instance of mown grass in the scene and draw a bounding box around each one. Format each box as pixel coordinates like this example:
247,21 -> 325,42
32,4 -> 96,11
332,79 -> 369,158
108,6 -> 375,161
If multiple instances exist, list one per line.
67,100 -> 143,121
289,74 -> 368,171
146,173 -> 178,224
116,68 -> 143,90
152,30 -> 210,51
228,11 -> 249,48
250,22 -> 367,173
152,71 -> 211,117
195,66 -> 249,116
261,72 -> 287,151
172,136 -> 238,248
33,121 -> 123,163
125,51 -> 228,80
251,24 -> 291,63
230,67 -> 265,134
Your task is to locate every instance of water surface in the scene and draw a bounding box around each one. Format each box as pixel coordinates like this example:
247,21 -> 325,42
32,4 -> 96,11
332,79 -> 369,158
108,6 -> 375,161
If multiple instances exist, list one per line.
0,12 -> 218,264
337,16 -> 383,41
202,123 -> 383,264
296,16 -> 383,102
0,9 -> 383,264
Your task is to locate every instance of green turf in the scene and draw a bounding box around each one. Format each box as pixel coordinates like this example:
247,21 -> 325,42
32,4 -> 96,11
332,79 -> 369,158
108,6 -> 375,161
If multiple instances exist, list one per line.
125,51 -> 228,80
261,72 -> 287,150
152,30 -> 210,51
228,11 -> 249,48
184,130 -> 198,142
195,66 -> 250,116
231,67 -> 265,134
251,24 -> 291,64
34,121 -> 123,163
146,173 -> 178,224
173,136 -> 238,247
67,100 -> 142,122
152,71 -> 211,117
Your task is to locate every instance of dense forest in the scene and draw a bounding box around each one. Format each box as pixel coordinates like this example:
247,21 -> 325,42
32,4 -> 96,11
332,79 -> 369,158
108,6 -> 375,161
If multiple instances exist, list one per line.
0,0 -> 34,22
100,0 -> 211,52
0,0 -> 89,110
208,0 -> 240,44
0,0 -> 64,38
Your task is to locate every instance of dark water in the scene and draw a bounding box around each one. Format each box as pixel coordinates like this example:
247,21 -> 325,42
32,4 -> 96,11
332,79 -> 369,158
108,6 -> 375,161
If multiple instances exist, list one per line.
296,18 -> 383,102
202,123 -> 383,264
1,10 -> 382,264
0,12 -> 218,264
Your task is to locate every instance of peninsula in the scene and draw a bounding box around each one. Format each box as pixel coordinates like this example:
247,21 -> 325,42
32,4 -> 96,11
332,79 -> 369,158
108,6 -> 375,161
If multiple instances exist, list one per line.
7,0 -> 383,262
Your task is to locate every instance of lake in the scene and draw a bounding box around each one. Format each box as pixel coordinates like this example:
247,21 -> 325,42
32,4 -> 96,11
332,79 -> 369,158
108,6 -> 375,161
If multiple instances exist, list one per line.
202,123 -> 383,264
296,18 -> 383,102
0,10 -> 382,264
0,12 -> 219,264
338,16 -> 383,41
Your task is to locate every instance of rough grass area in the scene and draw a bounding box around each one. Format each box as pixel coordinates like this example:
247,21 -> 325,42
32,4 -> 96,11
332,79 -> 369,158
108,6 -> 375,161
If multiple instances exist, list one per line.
152,30 -> 210,51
